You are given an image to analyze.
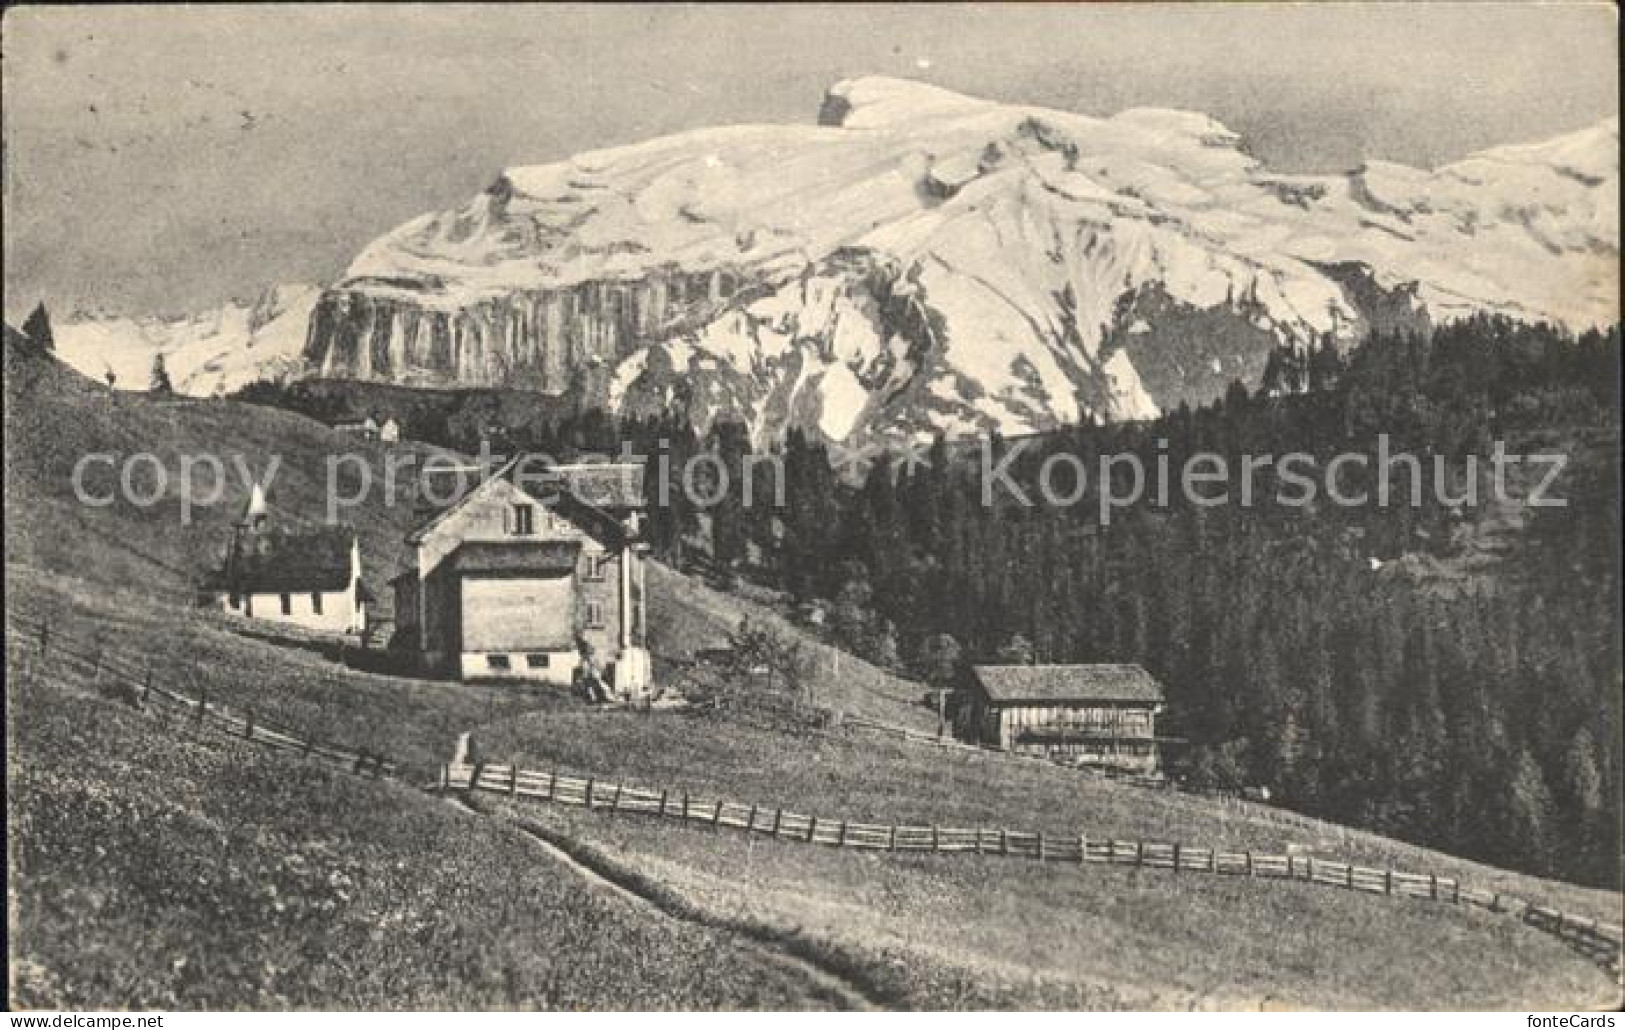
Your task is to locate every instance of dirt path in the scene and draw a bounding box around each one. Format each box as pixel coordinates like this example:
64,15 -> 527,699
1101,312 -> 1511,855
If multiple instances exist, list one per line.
441,741 -> 883,1011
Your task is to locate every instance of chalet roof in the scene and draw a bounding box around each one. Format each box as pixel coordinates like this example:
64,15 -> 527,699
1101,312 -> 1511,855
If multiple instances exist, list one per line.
203,525 -> 356,594
969,664 -> 1164,706
446,539 -> 582,576
406,456 -> 643,543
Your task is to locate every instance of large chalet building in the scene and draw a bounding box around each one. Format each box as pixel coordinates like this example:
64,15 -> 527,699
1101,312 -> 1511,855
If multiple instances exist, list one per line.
960,664 -> 1166,775
390,456 -> 650,697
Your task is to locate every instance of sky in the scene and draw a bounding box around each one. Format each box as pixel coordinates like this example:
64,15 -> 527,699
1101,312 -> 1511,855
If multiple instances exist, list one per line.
3,3 -> 1617,321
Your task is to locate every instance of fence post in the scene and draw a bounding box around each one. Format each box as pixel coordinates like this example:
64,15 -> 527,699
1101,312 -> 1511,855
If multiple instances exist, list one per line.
610,782 -> 623,816
469,761 -> 485,796
837,821 -> 847,847
808,816 -> 818,843
1306,856 -> 1314,882
1136,841 -> 1144,868
141,670 -> 153,706
245,708 -> 255,740
746,803 -> 757,833
889,825 -> 898,852
1245,851 -> 1253,877
682,793 -> 690,822
1037,831 -> 1045,861
1385,868 -> 1393,894
711,801 -> 724,831
1079,832 -> 1087,865
510,764 -> 520,798
1000,829 -> 1009,856
1429,873 -> 1438,901
585,778 -> 595,809
1489,892 -> 1500,912
658,789 -> 669,817
932,825 -> 940,852
772,808 -> 783,836
1173,842 -> 1181,873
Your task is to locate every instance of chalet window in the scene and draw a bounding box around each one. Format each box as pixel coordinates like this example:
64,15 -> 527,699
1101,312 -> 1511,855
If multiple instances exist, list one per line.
510,504 -> 535,536
228,593 -> 240,610
280,593 -> 292,615
525,654 -> 550,669
311,592 -> 323,614
585,601 -> 605,629
487,654 -> 512,671
583,554 -> 608,581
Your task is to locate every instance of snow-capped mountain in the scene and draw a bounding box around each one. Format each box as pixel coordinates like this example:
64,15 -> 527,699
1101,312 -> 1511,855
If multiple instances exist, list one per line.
54,285 -> 319,397
247,80 -> 1625,442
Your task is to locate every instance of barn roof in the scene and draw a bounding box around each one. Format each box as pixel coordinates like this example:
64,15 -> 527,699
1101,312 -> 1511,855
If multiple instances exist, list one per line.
969,664 -> 1163,706
446,539 -> 581,576
203,526 -> 356,594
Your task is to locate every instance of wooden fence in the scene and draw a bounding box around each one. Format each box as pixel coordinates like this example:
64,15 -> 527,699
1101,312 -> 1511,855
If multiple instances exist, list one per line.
8,614 -> 1620,979
443,758 -> 1624,977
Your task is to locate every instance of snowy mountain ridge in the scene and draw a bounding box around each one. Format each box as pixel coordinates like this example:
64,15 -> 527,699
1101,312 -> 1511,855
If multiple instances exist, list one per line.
54,284 -> 319,397
61,79 -> 1619,446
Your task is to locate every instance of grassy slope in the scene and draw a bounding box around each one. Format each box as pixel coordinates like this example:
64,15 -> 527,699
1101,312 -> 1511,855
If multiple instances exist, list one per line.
471,702 -> 1621,921
5,633 -> 828,1009
0,340 -> 921,1009
471,700 -> 1621,1009
493,802 -> 1615,1010
3,342 -> 440,606
5,566 -> 533,773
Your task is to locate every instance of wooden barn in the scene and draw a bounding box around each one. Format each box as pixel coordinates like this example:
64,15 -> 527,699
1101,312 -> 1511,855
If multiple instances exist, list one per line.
390,456 -> 650,697
201,484 -> 369,635
960,664 -> 1166,774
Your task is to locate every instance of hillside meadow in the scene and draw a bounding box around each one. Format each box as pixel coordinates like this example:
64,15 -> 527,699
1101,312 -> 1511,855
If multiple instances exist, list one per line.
482,799 -> 1617,1010
6,337 -> 1620,1010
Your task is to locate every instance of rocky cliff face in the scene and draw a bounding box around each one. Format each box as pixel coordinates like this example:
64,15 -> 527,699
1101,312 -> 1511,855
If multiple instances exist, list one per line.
296,79 -> 1617,445
304,268 -> 737,393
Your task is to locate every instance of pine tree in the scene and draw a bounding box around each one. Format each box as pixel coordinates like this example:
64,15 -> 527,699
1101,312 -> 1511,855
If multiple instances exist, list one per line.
995,633 -> 1035,665
21,303 -> 54,353
150,354 -> 174,395
1561,728 -> 1604,816
916,632 -> 964,689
